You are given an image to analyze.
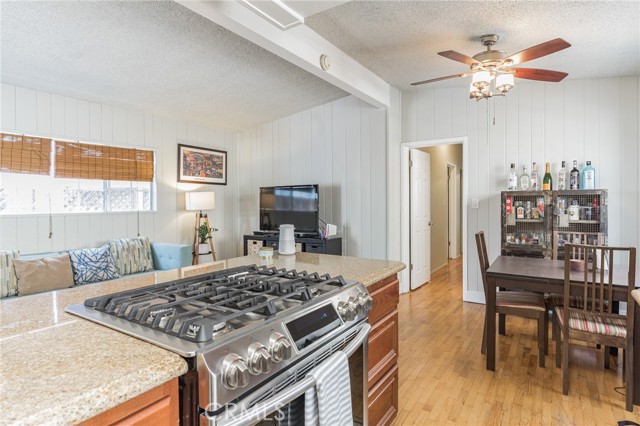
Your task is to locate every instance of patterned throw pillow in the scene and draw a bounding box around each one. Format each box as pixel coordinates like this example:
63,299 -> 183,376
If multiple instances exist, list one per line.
0,250 -> 20,298
109,236 -> 154,276
68,244 -> 120,285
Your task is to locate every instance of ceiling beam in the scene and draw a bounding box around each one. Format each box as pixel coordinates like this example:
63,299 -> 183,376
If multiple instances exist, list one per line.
176,0 -> 391,108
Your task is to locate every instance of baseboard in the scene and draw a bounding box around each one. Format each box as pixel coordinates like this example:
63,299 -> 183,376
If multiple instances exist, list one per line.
431,263 -> 447,274
463,290 -> 485,304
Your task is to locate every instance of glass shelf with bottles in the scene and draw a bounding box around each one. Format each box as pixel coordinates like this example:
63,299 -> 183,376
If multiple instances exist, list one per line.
552,190 -> 607,229
551,189 -> 607,259
501,191 -> 552,256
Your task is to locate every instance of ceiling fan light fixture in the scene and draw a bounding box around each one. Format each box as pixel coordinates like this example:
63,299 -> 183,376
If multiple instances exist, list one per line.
469,83 -> 490,100
472,71 -> 493,89
495,73 -> 514,94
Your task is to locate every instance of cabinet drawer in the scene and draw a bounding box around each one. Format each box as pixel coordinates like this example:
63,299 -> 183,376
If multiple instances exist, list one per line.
368,277 -> 399,325
368,364 -> 399,426
304,243 -> 324,253
80,379 -> 178,426
368,310 -> 398,389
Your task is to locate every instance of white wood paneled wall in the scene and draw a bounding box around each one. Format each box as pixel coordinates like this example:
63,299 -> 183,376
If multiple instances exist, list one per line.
0,83 -> 239,259
400,77 -> 639,302
237,95 -> 387,259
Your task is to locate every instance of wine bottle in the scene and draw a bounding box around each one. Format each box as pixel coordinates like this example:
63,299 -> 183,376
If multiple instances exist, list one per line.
543,162 -> 552,190
531,162 -> 540,191
582,160 -> 596,189
507,163 -> 518,190
519,166 -> 530,191
569,160 -> 580,190
557,161 -> 567,190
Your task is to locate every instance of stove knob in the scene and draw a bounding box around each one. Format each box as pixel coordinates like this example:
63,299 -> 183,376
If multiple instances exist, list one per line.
358,294 -> 374,315
222,353 -> 250,389
269,333 -> 293,362
351,296 -> 366,315
247,342 -> 272,375
338,299 -> 356,321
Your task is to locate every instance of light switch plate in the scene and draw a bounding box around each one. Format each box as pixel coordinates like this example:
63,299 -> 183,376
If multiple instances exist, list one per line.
471,198 -> 479,209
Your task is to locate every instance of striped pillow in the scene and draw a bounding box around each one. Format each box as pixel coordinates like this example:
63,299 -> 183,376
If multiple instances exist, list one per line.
109,237 -> 154,276
0,250 -> 20,298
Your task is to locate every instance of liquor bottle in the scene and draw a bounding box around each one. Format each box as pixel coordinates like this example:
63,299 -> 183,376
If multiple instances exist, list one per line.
557,161 -> 567,190
569,160 -> 580,189
542,162 -> 552,191
507,163 -> 518,190
519,166 -> 530,191
582,160 -> 596,189
530,162 -> 540,191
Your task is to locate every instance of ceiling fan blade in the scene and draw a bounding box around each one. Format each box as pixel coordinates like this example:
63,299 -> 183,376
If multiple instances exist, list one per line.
512,68 -> 568,82
438,50 -> 479,65
411,73 -> 467,86
506,38 -> 571,65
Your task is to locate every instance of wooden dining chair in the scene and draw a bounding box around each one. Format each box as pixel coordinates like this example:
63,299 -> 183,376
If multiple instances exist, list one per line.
546,240 -> 608,342
476,231 -> 548,367
554,243 -> 636,411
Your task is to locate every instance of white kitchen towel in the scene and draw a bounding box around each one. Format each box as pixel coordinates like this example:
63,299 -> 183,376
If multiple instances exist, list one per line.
304,351 -> 353,426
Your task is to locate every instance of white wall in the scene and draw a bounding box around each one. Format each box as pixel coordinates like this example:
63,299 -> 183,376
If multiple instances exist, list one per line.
0,83 -> 239,259
399,77 -> 640,302
237,95 -> 387,259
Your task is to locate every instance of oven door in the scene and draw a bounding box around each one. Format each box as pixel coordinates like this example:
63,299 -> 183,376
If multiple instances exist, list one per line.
202,322 -> 370,426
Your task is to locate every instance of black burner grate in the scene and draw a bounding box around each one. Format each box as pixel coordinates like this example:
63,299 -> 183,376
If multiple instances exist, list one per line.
83,265 -> 348,343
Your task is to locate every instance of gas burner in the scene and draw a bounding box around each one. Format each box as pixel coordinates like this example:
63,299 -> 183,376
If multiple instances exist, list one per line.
213,321 -> 228,332
76,265 -> 352,345
185,318 -> 234,342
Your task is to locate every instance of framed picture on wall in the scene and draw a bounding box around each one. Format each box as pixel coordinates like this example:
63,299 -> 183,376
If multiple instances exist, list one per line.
178,144 -> 227,185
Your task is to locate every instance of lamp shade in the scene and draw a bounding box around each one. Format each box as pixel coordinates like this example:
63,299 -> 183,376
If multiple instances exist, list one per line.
185,192 -> 215,211
472,71 -> 492,88
495,73 -> 514,92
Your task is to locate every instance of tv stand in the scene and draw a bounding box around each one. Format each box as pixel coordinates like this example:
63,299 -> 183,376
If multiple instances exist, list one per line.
244,234 -> 342,256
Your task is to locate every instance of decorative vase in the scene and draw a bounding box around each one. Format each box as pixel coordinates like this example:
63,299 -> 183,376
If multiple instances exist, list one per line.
198,243 -> 210,255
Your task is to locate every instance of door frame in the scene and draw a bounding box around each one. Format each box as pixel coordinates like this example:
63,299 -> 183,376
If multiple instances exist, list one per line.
400,137 -> 468,294
447,162 -> 459,259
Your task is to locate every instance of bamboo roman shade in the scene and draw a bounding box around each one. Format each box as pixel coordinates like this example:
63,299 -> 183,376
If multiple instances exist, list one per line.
54,142 -> 154,182
0,133 -> 52,175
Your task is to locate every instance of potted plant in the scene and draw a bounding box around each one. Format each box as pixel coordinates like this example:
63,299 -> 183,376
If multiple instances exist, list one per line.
197,223 -> 218,255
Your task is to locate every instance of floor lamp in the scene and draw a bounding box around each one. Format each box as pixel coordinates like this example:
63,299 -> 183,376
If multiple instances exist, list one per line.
185,192 -> 216,265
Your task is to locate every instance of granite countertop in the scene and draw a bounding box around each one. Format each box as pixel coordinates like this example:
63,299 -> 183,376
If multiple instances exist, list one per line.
0,253 -> 404,426
633,289 -> 640,306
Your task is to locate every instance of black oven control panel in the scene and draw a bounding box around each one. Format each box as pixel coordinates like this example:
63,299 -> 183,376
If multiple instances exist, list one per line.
285,303 -> 342,350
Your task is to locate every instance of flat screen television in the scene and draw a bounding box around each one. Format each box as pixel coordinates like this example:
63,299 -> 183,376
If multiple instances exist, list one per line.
259,184 -> 319,234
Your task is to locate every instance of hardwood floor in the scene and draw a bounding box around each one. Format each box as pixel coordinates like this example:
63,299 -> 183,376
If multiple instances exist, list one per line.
392,257 -> 640,425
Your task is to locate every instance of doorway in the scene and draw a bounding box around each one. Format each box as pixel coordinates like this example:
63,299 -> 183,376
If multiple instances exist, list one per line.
400,137 -> 468,294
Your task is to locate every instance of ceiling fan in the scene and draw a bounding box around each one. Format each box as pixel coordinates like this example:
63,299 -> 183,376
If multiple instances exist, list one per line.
411,35 -> 571,100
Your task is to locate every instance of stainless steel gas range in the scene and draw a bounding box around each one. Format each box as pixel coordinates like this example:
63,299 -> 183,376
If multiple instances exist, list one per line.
66,264 -> 373,426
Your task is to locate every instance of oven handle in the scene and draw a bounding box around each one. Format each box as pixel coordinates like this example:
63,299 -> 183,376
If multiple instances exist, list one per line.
217,323 -> 371,426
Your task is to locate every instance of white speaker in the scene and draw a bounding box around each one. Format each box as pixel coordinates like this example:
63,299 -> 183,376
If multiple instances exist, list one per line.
278,224 -> 296,255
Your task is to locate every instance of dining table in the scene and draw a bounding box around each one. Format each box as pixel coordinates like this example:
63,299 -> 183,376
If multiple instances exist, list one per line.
485,255 -> 640,406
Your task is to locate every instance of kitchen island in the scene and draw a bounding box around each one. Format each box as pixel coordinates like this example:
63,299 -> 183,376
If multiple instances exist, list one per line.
0,252 -> 404,426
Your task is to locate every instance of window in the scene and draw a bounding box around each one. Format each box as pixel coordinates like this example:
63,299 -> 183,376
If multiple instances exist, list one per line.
0,133 -> 155,215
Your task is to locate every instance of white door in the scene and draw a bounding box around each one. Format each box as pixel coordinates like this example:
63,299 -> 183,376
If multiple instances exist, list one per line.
410,149 -> 431,290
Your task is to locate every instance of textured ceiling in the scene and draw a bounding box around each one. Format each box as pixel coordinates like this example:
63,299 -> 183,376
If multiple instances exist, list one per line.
3,1 -> 638,132
0,1 -> 347,130
306,1 -> 640,90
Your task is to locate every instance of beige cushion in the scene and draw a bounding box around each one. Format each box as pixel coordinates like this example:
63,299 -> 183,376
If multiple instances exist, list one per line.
14,254 -> 75,296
